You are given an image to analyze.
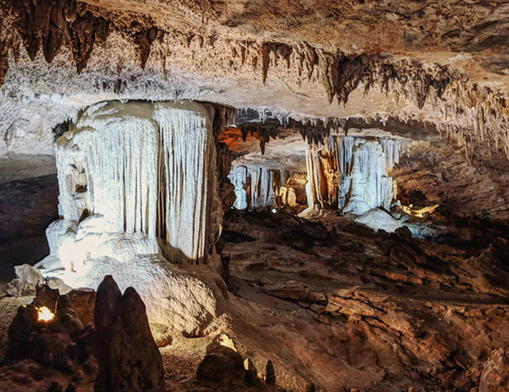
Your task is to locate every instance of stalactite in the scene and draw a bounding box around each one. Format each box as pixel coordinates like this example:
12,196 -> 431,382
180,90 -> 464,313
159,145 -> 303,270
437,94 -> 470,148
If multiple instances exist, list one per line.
2,0 -> 509,166
0,37 -> 8,87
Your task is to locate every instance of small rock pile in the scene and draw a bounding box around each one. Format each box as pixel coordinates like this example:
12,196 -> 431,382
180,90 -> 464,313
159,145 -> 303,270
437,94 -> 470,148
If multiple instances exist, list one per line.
196,334 -> 282,391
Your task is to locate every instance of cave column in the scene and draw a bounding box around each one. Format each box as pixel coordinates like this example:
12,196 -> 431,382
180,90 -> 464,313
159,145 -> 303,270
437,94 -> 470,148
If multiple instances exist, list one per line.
50,100 -> 221,270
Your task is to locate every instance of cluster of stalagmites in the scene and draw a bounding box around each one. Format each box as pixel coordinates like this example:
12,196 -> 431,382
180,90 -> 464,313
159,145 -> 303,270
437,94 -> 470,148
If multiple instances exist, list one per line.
2,277 -> 164,392
1,276 -> 289,392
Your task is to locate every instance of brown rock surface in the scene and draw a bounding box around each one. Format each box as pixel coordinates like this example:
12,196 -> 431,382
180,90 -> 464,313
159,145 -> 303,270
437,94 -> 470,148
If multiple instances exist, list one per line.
480,349 -> 509,392
220,209 -> 509,391
196,343 -> 245,387
94,275 -> 165,392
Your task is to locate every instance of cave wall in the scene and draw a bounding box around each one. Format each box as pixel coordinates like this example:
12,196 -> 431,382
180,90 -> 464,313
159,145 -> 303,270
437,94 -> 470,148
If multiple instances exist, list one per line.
392,138 -> 509,221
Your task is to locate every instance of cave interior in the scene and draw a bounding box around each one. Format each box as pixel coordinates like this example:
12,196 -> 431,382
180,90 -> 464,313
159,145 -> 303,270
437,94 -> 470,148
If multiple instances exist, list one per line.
2,1 -> 509,391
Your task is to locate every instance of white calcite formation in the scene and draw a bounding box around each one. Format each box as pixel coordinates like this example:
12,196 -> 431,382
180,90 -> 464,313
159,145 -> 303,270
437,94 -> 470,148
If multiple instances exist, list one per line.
307,135 -> 409,215
229,165 -> 249,210
228,164 -> 305,209
52,100 -> 221,262
35,100 -> 225,336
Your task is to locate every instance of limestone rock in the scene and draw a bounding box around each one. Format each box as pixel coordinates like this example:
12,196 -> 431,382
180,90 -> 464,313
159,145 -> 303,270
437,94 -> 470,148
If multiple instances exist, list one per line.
149,324 -> 173,348
94,275 -> 165,392
325,294 -> 382,317
4,304 -> 39,363
479,349 -> 509,392
56,295 -> 83,339
196,343 -> 245,386
244,358 -> 259,384
5,265 -> 44,297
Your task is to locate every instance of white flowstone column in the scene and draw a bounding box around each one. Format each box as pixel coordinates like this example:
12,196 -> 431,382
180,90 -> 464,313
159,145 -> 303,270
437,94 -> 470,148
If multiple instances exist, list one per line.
50,100 -> 221,268
305,135 -> 405,215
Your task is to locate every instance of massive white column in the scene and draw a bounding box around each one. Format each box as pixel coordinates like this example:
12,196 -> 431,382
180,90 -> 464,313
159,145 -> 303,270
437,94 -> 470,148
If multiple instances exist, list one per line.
45,100 -> 222,273
36,100 -> 224,335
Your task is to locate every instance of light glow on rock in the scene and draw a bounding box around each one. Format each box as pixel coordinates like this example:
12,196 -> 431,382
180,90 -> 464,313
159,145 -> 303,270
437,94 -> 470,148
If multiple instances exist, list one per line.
401,204 -> 440,217
37,306 -> 55,322
219,333 -> 236,351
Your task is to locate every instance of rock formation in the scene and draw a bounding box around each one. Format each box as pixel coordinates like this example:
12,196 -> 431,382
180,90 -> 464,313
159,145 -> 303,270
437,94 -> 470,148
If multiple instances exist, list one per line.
306,133 -> 409,214
94,275 -> 165,392
2,283 -> 97,391
50,100 -> 221,263
33,100 -> 228,336
229,164 -> 307,210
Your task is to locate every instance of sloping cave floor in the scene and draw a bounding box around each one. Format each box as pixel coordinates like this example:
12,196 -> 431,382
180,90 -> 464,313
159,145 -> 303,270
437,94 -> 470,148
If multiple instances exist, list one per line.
0,155 -> 58,292
2,207 -> 509,391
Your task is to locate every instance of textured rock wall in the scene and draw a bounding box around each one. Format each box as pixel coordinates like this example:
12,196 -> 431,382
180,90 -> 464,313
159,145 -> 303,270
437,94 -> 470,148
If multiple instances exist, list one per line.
392,139 -> 509,221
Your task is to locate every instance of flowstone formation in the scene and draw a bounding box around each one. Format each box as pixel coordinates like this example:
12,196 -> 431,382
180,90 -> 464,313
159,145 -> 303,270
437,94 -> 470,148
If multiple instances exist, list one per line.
228,165 -> 307,211
306,133 -> 410,215
34,100 -> 227,336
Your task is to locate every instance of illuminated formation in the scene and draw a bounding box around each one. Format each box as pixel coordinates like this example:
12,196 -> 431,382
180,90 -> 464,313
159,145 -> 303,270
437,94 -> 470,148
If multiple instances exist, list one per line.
228,165 -> 306,210
306,134 -> 410,215
36,100 -> 223,336
50,100 -> 221,264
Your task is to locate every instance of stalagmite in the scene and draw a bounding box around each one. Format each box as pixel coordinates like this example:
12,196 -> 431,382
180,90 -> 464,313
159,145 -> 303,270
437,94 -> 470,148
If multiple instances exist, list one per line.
229,165 -> 248,210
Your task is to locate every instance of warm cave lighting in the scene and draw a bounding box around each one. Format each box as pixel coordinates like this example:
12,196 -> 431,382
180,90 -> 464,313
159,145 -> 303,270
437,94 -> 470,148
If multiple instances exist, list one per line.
219,333 -> 236,351
401,204 -> 439,218
37,306 -> 55,323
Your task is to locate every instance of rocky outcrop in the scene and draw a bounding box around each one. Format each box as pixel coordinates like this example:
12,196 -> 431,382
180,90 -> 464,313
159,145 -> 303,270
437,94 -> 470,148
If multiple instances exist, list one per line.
222,209 -> 509,391
197,343 -> 245,387
94,275 -> 165,392
5,265 -> 44,297
392,139 -> 509,221
196,336 -> 275,391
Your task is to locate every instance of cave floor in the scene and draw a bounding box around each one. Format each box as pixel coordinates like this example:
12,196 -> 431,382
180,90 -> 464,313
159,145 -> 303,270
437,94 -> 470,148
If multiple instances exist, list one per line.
1,210 -> 509,391
217,210 -> 509,391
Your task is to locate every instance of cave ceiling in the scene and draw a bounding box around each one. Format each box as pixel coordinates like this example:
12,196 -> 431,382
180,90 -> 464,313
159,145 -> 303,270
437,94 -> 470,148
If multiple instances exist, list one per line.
2,0 -> 509,170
